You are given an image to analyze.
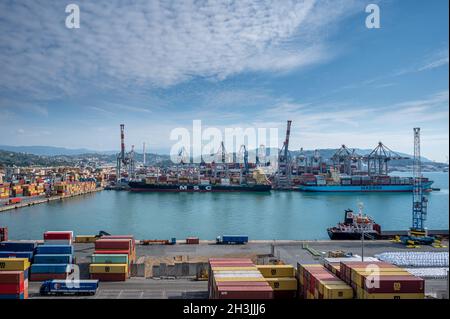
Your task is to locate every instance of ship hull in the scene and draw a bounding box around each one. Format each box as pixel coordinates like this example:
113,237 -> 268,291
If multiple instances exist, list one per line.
327,230 -> 380,240
298,181 -> 433,193
128,182 -> 271,192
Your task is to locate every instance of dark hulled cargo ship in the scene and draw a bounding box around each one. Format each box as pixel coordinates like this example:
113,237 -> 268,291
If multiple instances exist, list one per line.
128,181 -> 271,192
129,168 -> 272,192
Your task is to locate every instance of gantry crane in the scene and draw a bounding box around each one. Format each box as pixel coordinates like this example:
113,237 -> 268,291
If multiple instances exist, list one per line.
365,142 -> 409,176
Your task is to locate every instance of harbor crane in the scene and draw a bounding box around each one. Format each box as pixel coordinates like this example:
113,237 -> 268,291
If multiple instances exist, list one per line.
276,120 -> 292,188
401,128 -> 434,246
238,145 -> 249,174
331,145 -> 363,175
365,142 -> 409,176
115,124 -> 135,184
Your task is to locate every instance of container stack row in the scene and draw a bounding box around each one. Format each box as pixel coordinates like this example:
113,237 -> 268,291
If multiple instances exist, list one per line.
0,241 -> 36,262
340,261 -> 425,299
208,258 -> 274,299
30,231 -> 74,281
256,265 -> 297,299
297,263 -> 353,299
0,258 -> 30,299
89,235 -> 135,281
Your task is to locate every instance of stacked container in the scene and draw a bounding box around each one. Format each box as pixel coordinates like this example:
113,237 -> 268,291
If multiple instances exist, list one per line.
89,236 -> 135,281
30,231 -> 74,281
0,241 -> 36,261
340,261 -> 425,299
0,258 -> 30,299
256,265 -> 297,299
297,263 -> 353,300
208,258 -> 273,299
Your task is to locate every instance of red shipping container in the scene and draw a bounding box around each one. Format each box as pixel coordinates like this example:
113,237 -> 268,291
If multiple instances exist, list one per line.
0,271 -> 24,283
43,231 -> 73,240
95,239 -> 132,251
0,282 -> 25,294
101,235 -> 135,247
363,275 -> 425,293
29,273 -> 68,281
91,273 -> 127,282
186,237 -> 199,244
216,286 -> 273,299
273,290 -> 297,299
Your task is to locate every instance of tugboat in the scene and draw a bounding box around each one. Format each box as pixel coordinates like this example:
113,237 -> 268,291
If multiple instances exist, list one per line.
327,207 -> 381,240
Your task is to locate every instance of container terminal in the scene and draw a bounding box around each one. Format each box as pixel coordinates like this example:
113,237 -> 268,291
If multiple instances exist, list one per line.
0,230 -> 448,300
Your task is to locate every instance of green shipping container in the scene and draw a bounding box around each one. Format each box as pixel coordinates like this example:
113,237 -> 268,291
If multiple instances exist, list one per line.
91,254 -> 129,264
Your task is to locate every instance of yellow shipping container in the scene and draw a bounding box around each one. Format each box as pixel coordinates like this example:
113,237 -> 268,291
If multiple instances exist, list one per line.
266,277 -> 297,291
323,284 -> 354,299
0,258 -> 31,271
214,277 -> 267,282
89,263 -> 128,274
75,235 -> 97,243
318,279 -> 347,295
257,265 -> 295,278
212,267 -> 258,271
363,292 -> 425,299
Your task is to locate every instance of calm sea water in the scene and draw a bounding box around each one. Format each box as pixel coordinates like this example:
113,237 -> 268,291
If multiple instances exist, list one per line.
0,172 -> 448,240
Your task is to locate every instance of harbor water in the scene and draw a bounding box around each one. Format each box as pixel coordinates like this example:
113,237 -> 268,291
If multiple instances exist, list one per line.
0,172 -> 448,240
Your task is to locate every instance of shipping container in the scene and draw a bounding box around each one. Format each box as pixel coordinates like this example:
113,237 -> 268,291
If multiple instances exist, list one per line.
0,251 -> 34,260
33,254 -> 73,264
89,263 -> 128,274
30,264 -> 72,274
90,273 -> 127,282
216,286 -> 273,299
0,271 -> 24,283
257,265 -> 295,278
363,292 -> 424,299
43,231 -> 74,241
0,241 -> 36,252
265,277 -> 297,291
91,254 -> 129,264
0,258 -> 31,271
75,235 -> 97,243
95,239 -> 132,251
186,237 -> 200,244
36,245 -> 73,255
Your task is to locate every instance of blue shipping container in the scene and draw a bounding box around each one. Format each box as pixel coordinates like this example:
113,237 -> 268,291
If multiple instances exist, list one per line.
0,241 -> 36,252
36,245 -> 73,255
0,251 -> 34,260
34,254 -> 73,264
0,293 -> 25,299
31,264 -> 72,274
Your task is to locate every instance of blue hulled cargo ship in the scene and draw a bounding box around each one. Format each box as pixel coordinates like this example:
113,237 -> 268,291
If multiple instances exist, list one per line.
297,174 -> 433,193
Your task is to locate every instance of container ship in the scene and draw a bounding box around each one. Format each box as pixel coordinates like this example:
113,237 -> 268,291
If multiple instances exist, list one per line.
128,169 -> 272,192
296,173 -> 433,193
327,208 -> 381,240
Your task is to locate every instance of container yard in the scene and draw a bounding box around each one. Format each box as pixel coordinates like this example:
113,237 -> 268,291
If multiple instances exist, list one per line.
0,229 -> 448,300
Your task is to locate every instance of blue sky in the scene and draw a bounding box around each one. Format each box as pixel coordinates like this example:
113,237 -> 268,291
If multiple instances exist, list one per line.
0,0 -> 448,161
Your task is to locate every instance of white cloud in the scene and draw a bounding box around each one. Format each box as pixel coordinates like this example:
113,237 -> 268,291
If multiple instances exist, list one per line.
0,0 -> 358,98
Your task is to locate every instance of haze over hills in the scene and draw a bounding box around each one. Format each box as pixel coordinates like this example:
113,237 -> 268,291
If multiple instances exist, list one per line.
0,144 -> 438,162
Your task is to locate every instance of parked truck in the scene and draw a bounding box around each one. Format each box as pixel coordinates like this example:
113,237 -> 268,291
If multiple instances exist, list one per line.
216,235 -> 248,245
39,280 -> 99,296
